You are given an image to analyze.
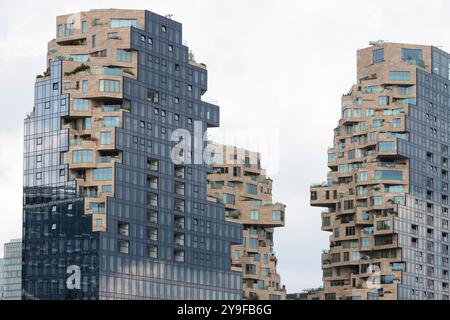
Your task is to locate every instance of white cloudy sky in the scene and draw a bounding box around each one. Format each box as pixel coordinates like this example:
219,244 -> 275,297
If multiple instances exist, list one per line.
1,0 -> 450,293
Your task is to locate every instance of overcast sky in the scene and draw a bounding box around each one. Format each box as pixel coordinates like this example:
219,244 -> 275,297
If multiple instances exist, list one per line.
1,0 -> 450,293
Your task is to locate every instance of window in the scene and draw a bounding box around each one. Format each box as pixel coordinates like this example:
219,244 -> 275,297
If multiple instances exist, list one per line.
102,185 -> 113,193
378,96 -> 389,105
188,85 -> 193,92
148,245 -> 158,259
246,184 -> 257,195
82,21 -> 88,34
379,141 -> 395,152
223,193 -> 235,205
148,211 -> 158,224
36,172 -> 42,180
70,55 -> 90,62
361,237 -> 370,248
174,97 -> 180,104
82,80 -> 89,93
108,32 -> 119,39
73,150 -> 93,163
161,25 -> 167,32
100,132 -> 112,144
389,71 -> 411,81
95,19 -> 101,25
73,99 -> 89,112
168,45 -> 173,52
365,86 -> 381,94
250,210 -> 260,221
95,219 -> 103,228
377,220 -> 391,230
93,168 -> 113,181
366,109 -> 375,117
147,158 -> 159,172
140,35 -> 146,42
118,222 -> 130,237
117,49 -> 132,63
92,35 -> 96,48
103,116 -> 120,128
102,67 -> 122,76
373,48 -> 384,64
99,80 -> 120,93
401,48 -> 423,64
371,196 -> 383,206
272,210 -> 283,221
374,170 -> 403,181
148,89 -> 160,104
119,240 -> 129,254
249,239 -> 258,249
398,86 -> 414,95
110,19 -> 137,28
148,37 -> 153,45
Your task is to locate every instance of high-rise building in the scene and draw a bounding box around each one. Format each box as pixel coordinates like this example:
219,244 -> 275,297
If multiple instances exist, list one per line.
207,145 -> 286,300
0,239 -> 22,300
311,41 -> 450,300
22,9 -> 242,300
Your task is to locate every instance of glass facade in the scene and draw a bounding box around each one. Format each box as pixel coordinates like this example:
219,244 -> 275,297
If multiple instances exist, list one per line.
0,240 -> 22,300
22,9 -> 242,300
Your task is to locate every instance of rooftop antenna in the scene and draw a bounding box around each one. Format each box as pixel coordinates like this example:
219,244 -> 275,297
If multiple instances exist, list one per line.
165,14 -> 173,19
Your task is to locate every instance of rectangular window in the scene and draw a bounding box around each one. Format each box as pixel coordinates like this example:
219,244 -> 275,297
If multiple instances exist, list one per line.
398,86 -> 414,95
373,48 -> 384,64
374,170 -> 403,181
73,150 -> 93,163
117,49 -> 132,63
99,80 -> 121,93
102,185 -> 113,193
250,210 -> 260,221
361,237 -> 370,248
82,80 -> 89,93
378,96 -> 389,105
100,132 -> 112,144
389,71 -> 411,81
223,193 -> 235,205
249,239 -> 258,248
379,141 -> 395,152
246,184 -> 257,195
73,99 -> 89,112
102,67 -> 122,76
70,55 -> 90,62
82,117 -> 92,130
82,21 -> 88,34
93,168 -> 113,181
272,210 -> 283,221
92,35 -> 96,48
108,32 -> 119,39
365,86 -> 381,94
401,48 -> 423,65
103,116 -> 120,128
110,19 -> 137,28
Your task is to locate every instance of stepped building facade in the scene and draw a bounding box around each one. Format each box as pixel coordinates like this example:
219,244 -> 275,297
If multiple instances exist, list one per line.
22,9 -> 242,300
207,145 -> 286,300
311,42 -> 450,300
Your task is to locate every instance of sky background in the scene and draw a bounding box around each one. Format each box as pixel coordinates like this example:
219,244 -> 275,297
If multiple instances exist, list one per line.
1,0 -> 450,293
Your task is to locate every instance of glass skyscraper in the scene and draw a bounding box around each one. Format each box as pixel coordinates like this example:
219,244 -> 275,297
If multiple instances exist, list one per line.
0,239 -> 22,300
22,9 -> 242,300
